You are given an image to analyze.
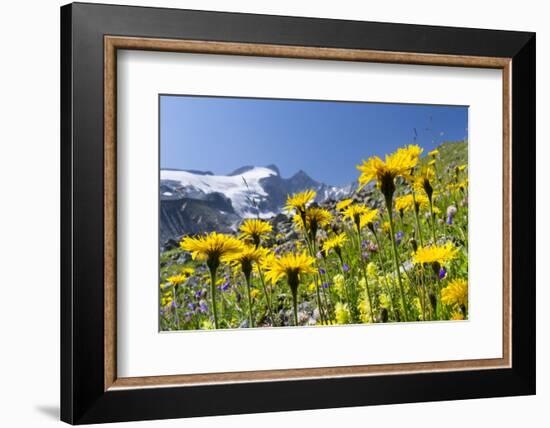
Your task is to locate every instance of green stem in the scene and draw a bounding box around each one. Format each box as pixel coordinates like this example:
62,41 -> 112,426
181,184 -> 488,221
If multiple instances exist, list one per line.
209,269 -> 219,329
429,198 -> 437,244
337,254 -> 352,309
291,287 -> 299,326
371,229 -> 397,320
320,283 -> 332,323
304,231 -> 327,324
385,196 -> 409,322
419,267 -> 433,320
418,268 -> 427,321
357,229 -> 375,322
244,274 -> 254,328
411,191 -> 424,247
171,284 -> 180,329
257,266 -> 275,325
321,258 -> 336,321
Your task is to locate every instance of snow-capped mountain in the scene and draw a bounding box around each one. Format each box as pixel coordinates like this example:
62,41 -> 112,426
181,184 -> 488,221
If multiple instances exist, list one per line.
160,165 -> 355,242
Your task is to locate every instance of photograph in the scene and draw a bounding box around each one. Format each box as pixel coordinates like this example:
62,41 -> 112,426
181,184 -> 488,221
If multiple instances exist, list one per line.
159,95 -> 469,331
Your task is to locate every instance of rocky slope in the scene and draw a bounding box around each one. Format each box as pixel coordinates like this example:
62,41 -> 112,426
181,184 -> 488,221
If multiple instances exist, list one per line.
160,165 -> 356,243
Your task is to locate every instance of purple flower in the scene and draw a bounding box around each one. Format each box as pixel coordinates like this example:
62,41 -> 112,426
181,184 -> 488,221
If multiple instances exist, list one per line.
439,267 -> 447,280
396,231 -> 404,245
171,301 -> 177,309
199,302 -> 209,313
322,282 -> 330,289
446,215 -> 453,225
319,268 -> 326,275
221,275 -> 230,291
194,290 -> 202,299
274,246 -> 281,254
362,251 -> 370,260
367,242 -> 378,253
343,263 -> 350,272
187,302 -> 196,310
361,240 -> 368,249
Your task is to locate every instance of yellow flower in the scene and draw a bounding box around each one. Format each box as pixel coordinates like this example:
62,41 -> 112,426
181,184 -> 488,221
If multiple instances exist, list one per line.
359,208 -> 379,230
335,302 -> 350,324
201,319 -> 215,330
382,221 -> 391,234
264,252 -> 316,285
458,164 -> 467,172
357,145 -> 422,196
336,198 -> 353,211
441,278 -> 468,307
239,219 -> 272,245
379,293 -> 391,309
428,149 -> 439,157
413,297 -> 422,314
250,288 -> 260,300
414,166 -> 435,199
406,144 -> 424,161
181,232 -> 245,328
342,204 -> 377,230
285,189 -> 316,214
180,232 -> 244,265
181,267 -> 195,277
167,274 -> 187,286
333,274 -> 345,296
395,194 -> 429,213
322,232 -> 347,257
366,262 -> 378,279
160,291 -> 173,308
293,207 -> 333,232
257,248 -> 276,271
450,311 -> 465,320
223,244 -> 266,279
428,159 -> 436,166
264,251 -> 316,326
412,242 -> 459,265
358,295 -> 372,323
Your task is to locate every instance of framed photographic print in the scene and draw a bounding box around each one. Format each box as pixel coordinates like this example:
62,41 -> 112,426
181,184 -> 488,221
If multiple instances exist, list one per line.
60,2 -> 536,424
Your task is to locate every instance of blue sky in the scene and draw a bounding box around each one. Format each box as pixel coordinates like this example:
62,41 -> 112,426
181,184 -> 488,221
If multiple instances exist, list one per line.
160,95 -> 468,186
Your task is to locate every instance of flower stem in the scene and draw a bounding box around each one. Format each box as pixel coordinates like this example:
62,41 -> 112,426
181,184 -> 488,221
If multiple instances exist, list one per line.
371,229 -> 397,320
209,269 -> 219,329
385,195 -> 409,322
304,232 -> 327,324
357,229 -> 375,322
412,191 -> 425,247
429,199 -> 437,244
337,254 -> 352,310
244,274 -> 254,328
257,266 -> 275,325
291,287 -> 299,326
171,284 -> 180,329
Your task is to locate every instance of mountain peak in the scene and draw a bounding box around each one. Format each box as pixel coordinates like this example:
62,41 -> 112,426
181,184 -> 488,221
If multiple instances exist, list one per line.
292,169 -> 309,178
228,165 -> 255,176
265,164 -> 280,175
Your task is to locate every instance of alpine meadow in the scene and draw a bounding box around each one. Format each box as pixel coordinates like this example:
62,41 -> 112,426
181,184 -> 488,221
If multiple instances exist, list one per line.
159,96 -> 469,331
